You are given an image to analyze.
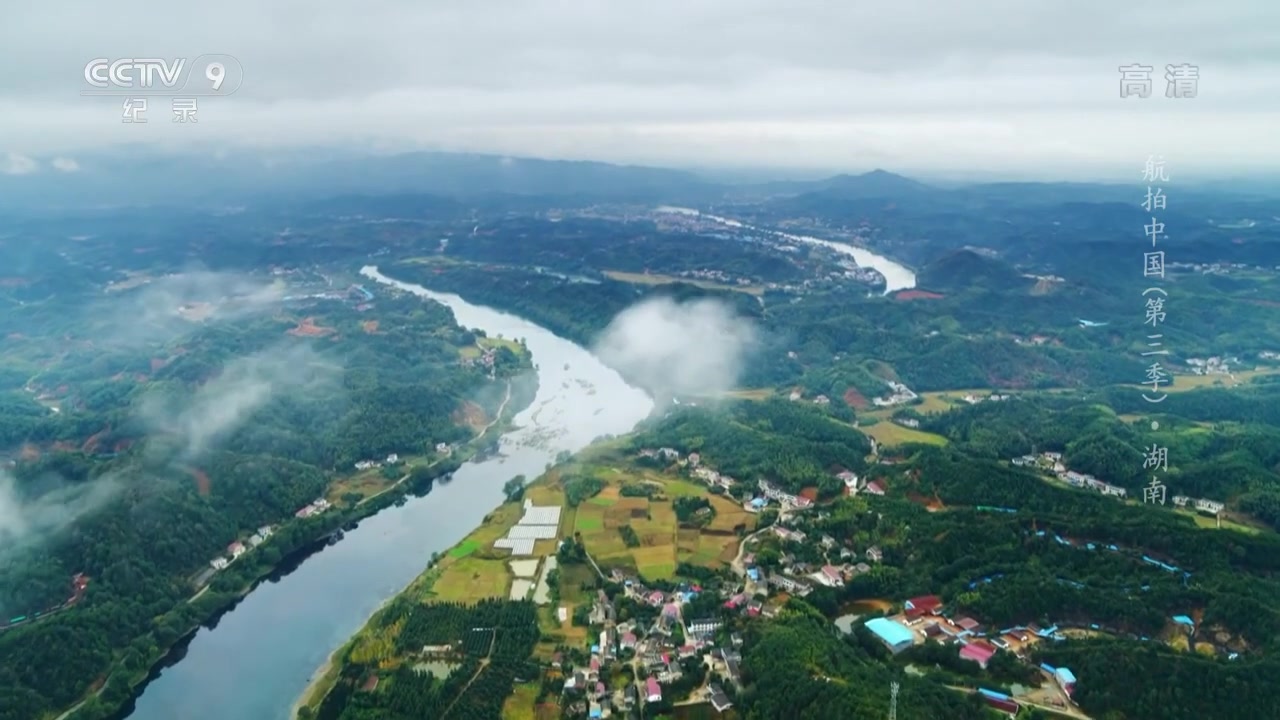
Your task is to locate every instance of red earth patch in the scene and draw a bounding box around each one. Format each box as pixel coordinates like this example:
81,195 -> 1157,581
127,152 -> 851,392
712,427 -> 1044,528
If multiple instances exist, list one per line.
895,289 -> 945,301
188,468 -> 211,496
287,317 -> 336,337
843,388 -> 870,409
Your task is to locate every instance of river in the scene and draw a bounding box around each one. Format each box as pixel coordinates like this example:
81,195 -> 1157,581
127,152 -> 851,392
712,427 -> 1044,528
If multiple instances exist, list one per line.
117,266 -> 654,720
655,206 -> 917,294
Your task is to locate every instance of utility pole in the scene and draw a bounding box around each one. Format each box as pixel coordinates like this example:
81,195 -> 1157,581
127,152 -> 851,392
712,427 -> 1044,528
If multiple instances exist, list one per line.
889,681 -> 899,720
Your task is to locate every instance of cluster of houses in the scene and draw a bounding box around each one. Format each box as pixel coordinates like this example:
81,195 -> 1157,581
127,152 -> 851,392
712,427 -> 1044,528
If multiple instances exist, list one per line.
1013,453 -> 1231,517
872,381 -> 917,407
353,453 -> 401,471
661,450 -> 816,513
1172,495 -> 1225,515
555,570 -> 740,717
749,524 -> 881,599
837,470 -> 885,497
754,479 -> 813,510
786,388 -> 832,406
1013,334 -> 1054,346
461,346 -> 498,372
208,525 -> 273,571
1185,356 -> 1236,376
863,595 -> 1080,715
638,447 -> 682,463
960,393 -> 1010,404
294,497 -> 332,519
1012,452 -> 1127,498
691,464 -> 737,492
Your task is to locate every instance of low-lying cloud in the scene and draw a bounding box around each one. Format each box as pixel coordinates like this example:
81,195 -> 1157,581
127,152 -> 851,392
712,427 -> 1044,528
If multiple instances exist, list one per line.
97,270 -> 285,348
0,470 -> 121,549
139,343 -> 340,461
592,296 -> 758,403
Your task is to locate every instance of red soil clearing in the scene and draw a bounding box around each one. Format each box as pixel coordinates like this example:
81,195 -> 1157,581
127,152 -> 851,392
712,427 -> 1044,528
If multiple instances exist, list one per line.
287,317 -> 335,337
798,487 -> 819,502
843,388 -> 870,409
188,468 -> 211,496
895,289 -> 945,301
82,427 -> 110,454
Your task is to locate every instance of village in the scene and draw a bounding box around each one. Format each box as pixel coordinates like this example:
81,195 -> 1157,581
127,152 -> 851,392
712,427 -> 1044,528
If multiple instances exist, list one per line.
511,442 -> 1254,719
535,479 -> 1084,719
1011,450 -> 1227,516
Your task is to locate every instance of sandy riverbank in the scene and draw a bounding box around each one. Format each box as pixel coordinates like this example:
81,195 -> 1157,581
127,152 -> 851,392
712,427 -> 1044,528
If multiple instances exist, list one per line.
289,589 -> 397,719
290,650 -> 336,720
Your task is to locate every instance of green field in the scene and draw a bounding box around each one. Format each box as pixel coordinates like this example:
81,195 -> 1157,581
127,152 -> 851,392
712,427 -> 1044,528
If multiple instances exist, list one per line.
448,540 -> 481,558
574,512 -> 604,532
860,420 -> 948,448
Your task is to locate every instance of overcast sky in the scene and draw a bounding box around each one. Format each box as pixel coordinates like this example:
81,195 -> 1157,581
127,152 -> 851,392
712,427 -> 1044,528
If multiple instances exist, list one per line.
2,0 -> 1277,180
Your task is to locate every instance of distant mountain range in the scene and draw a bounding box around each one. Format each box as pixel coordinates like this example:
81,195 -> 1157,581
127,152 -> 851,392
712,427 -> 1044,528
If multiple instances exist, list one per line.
0,147 -> 1275,212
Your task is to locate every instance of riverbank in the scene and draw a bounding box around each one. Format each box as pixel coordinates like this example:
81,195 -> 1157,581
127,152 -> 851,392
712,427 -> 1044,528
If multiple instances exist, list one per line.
293,475 -> 560,718
92,267 -> 651,720
50,379 -> 534,720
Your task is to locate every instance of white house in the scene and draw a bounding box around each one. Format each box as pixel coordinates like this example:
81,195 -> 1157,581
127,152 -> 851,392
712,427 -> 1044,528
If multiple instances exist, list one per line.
210,557 -> 229,570
1195,498 -> 1225,514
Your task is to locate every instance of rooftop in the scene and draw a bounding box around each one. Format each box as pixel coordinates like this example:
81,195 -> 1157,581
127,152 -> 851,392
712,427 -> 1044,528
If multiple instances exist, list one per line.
959,641 -> 997,664
866,617 -> 915,647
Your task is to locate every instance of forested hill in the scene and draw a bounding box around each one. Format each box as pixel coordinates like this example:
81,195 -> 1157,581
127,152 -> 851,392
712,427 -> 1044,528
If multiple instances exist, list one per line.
0,276 -> 532,720
915,249 -> 1030,294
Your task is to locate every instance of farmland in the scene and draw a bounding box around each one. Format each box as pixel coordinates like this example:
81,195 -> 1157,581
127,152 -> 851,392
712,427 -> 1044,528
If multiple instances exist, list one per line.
301,445 -> 758,715
564,453 -> 758,579
858,418 -> 948,448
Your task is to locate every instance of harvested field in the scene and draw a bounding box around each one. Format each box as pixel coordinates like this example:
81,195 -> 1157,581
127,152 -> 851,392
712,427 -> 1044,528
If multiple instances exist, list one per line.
707,495 -> 755,533
429,557 -> 509,603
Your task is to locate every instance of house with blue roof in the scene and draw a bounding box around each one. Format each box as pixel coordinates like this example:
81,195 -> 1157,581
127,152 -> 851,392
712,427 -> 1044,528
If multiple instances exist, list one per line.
865,618 -> 915,654
1054,667 -> 1077,695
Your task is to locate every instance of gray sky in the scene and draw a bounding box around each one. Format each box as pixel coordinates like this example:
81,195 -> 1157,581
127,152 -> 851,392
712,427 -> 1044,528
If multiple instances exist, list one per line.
2,0 -> 1277,180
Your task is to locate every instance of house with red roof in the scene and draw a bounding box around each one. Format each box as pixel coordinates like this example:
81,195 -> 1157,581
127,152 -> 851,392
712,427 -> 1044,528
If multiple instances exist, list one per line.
819,565 -> 845,587
227,541 -> 246,559
865,480 -> 886,495
959,640 -> 998,669
904,595 -> 943,618
645,677 -> 662,703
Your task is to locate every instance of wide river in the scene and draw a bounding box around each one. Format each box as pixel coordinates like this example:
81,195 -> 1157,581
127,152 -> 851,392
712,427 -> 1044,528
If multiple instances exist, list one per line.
118,266 -> 654,720
655,206 -> 917,293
